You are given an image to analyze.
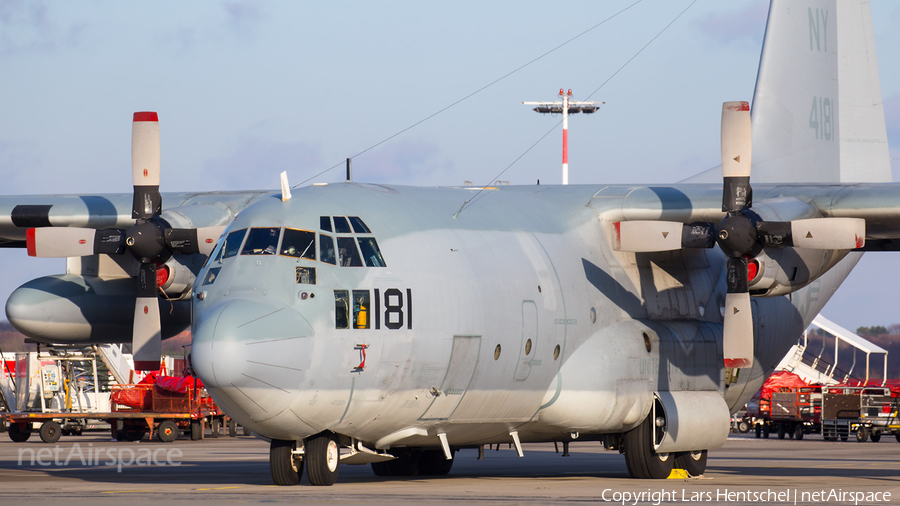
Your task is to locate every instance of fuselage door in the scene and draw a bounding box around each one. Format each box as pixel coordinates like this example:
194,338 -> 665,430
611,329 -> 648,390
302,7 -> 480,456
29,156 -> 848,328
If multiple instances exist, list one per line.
419,335 -> 481,420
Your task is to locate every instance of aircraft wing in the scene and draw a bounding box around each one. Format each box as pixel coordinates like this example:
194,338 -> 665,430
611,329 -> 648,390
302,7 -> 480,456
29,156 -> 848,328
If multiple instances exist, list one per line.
601,182 -> 900,249
0,190 -> 272,246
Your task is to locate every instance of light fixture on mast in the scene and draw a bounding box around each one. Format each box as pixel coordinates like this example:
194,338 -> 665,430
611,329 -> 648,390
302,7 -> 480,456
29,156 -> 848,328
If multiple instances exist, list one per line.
523,89 -> 603,185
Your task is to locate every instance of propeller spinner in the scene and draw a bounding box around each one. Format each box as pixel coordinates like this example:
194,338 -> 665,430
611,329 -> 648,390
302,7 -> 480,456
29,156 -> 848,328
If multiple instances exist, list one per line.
612,101 -> 865,369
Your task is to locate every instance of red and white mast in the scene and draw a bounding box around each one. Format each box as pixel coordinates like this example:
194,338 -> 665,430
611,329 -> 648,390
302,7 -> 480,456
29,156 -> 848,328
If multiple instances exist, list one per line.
524,89 -> 602,185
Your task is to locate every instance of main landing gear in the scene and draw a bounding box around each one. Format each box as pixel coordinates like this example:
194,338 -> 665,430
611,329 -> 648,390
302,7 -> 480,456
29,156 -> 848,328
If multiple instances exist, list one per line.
623,414 -> 708,479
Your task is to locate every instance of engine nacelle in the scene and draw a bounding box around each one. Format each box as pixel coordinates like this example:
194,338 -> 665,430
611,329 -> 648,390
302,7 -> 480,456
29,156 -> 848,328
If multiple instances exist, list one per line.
748,246 -> 848,296
6,273 -> 190,344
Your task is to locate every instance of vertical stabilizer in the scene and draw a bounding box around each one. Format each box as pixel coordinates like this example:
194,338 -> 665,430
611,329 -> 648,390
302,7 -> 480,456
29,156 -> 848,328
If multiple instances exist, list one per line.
751,0 -> 891,183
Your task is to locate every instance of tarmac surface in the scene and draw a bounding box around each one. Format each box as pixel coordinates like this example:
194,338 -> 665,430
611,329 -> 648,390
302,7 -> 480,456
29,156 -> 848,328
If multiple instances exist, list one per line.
1,429 -> 898,505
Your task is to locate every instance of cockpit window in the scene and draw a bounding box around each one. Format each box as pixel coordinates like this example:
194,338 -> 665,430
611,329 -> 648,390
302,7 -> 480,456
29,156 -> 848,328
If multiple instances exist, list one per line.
337,237 -> 363,267
320,216 -> 332,232
241,227 -> 280,255
348,216 -> 371,234
333,216 -> 352,234
319,234 -> 336,265
357,238 -> 386,267
281,228 -> 316,259
222,229 -> 247,259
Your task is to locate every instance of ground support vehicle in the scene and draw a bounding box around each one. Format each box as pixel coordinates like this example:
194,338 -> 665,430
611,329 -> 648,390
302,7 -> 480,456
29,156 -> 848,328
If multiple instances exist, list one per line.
3,381 -> 240,443
822,386 -> 900,442
768,386 -> 822,440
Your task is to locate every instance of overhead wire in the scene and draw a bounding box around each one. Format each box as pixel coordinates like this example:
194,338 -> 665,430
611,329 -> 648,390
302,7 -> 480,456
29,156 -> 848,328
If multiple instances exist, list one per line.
294,0 -> 645,188
456,0 -> 698,215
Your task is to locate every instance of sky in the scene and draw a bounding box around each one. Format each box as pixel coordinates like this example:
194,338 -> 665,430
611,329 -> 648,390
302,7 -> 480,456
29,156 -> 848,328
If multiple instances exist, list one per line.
0,0 -> 899,333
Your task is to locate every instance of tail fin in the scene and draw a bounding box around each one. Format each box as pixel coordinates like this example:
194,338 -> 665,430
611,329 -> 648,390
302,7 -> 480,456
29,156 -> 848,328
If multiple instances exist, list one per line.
751,0 -> 891,183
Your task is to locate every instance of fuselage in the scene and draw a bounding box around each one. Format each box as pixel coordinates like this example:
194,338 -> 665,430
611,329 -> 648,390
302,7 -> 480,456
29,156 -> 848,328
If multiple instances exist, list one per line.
189,182 -> 852,447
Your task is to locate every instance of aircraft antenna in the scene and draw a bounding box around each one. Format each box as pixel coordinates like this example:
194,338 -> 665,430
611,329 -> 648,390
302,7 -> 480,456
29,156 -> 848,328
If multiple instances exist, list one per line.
523,89 -> 603,185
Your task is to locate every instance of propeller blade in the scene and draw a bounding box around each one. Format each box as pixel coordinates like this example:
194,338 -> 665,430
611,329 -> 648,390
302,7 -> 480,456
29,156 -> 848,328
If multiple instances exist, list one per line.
612,221 -> 715,252
25,227 -> 126,257
723,257 -> 753,368
132,112 -> 162,220
26,227 -> 96,257
721,101 -> 752,213
789,218 -> 865,250
133,262 -> 162,371
164,226 -> 226,256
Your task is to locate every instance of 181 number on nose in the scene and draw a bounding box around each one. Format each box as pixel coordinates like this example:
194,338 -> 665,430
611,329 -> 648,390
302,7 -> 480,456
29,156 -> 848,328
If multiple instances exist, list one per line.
374,288 -> 412,330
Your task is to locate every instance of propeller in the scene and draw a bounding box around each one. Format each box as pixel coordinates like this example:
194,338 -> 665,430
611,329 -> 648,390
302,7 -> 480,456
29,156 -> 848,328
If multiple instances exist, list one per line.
25,112 -> 224,370
612,101 -> 865,369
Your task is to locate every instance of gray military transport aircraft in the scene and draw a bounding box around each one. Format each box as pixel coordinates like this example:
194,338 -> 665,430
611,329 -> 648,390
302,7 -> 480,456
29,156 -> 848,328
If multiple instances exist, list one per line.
0,0 -> 896,486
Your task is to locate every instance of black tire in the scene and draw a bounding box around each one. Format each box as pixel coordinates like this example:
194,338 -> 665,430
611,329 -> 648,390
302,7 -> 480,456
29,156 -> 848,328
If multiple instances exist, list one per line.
738,421 -> 750,433
9,423 -> 32,443
856,429 -> 868,442
114,420 -> 125,441
157,420 -> 179,443
306,432 -> 340,486
417,449 -> 454,476
870,431 -> 881,442
210,417 -> 220,438
228,419 -> 237,438
243,426 -> 252,436
755,424 -> 761,438
777,423 -> 786,439
39,421 -> 62,444
270,439 -> 303,486
191,420 -> 202,441
794,424 -> 804,440
762,424 -> 770,438
895,433 -> 900,443
624,415 -> 673,479
674,450 -> 707,477
840,433 -> 849,442
372,448 -> 420,476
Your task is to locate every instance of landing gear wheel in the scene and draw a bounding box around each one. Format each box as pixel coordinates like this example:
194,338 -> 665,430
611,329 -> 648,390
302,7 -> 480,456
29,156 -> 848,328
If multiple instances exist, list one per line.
372,448 -> 420,476
417,450 -> 454,476
228,419 -> 237,437
40,421 -> 62,444
9,423 -> 32,443
870,431 -> 881,442
306,432 -> 340,486
270,439 -> 303,486
856,429 -> 868,442
674,450 -> 707,477
210,417 -> 221,438
243,426 -> 252,436
624,415 -> 674,479
190,420 -> 202,441
794,424 -> 804,440
157,420 -> 178,443
755,424 -> 761,438
738,421 -> 750,433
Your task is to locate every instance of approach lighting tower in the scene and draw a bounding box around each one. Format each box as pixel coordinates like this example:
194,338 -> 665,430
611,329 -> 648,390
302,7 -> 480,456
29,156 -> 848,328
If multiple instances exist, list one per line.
523,89 -> 603,185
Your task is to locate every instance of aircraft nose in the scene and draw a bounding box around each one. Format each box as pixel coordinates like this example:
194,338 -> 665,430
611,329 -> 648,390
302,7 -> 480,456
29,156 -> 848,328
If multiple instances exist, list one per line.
192,297 -> 314,422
